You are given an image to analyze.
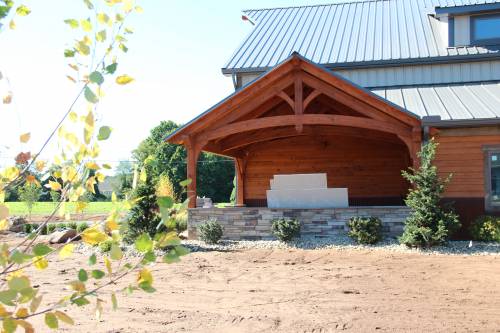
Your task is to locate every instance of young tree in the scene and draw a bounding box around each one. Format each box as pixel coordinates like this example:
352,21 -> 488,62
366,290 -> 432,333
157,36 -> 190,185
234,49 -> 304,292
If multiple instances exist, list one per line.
400,139 -> 461,248
18,182 -> 41,221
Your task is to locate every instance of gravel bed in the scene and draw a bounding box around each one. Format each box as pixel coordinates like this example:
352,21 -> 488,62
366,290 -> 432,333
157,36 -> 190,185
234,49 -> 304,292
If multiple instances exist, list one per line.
71,235 -> 499,257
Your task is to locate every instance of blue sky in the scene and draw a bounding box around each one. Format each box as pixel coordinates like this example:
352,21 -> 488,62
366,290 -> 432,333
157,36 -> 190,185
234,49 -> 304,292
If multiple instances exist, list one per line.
0,0 -> 334,170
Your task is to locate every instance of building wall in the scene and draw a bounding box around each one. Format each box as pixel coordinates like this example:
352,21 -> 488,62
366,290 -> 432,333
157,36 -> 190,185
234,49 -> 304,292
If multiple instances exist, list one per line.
188,206 -> 409,240
238,60 -> 500,89
243,135 -> 409,207
454,15 -> 471,46
434,126 -> 500,236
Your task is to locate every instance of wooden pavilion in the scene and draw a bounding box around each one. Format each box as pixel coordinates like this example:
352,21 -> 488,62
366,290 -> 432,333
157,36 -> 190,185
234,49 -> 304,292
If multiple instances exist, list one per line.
166,54 -> 423,208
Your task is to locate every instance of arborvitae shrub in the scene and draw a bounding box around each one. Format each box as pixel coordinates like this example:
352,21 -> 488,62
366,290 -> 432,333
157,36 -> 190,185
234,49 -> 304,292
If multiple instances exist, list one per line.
76,222 -> 89,233
400,139 -> 460,248
271,218 -> 301,242
47,224 -> 57,234
23,223 -> 33,234
198,219 -> 223,244
347,216 -> 382,244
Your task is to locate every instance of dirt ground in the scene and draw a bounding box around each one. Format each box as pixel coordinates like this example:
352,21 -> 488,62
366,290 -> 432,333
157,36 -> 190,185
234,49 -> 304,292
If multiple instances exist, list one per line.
2,233 -> 499,333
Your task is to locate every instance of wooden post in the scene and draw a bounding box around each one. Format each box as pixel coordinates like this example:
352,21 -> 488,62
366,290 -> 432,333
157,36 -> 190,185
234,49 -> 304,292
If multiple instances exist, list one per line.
235,157 -> 246,206
185,137 -> 200,209
294,73 -> 303,133
411,127 -> 422,170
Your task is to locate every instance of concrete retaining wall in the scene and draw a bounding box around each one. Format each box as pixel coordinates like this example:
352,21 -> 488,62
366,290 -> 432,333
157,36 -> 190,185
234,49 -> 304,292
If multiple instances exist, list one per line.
188,207 -> 410,240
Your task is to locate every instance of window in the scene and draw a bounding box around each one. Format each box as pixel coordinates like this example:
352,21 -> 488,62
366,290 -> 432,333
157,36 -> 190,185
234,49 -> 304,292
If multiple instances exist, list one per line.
484,147 -> 500,210
471,13 -> 500,45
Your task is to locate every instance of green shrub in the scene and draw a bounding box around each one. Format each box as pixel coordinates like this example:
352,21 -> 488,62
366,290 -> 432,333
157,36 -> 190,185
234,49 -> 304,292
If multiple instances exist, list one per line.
198,219 -> 223,244
400,139 -> 460,248
39,224 -> 48,235
68,221 -> 78,230
99,239 -> 113,253
47,224 -> 57,234
347,216 -> 382,244
470,216 -> 500,242
77,222 -> 89,233
23,223 -> 33,234
271,218 -> 301,242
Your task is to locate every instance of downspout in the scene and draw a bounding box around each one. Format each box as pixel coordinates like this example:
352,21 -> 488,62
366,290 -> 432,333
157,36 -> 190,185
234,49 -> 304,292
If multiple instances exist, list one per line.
231,71 -> 239,91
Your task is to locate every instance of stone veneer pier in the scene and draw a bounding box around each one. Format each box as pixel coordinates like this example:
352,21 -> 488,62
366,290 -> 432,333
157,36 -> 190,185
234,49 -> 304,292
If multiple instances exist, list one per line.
188,206 -> 410,240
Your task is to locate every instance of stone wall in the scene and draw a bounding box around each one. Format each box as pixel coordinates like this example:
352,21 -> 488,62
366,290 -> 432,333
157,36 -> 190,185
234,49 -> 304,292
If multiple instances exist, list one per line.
188,207 -> 410,240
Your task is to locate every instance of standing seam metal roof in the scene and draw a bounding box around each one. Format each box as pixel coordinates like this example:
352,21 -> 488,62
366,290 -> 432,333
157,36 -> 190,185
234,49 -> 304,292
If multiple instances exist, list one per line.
223,0 -> 500,72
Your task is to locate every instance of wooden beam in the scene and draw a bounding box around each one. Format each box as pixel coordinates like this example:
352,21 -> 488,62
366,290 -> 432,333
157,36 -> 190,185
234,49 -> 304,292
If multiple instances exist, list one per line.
200,114 -> 412,143
235,157 -> 247,206
185,136 -> 201,208
303,89 -> 321,111
277,91 -> 294,110
294,73 -> 303,132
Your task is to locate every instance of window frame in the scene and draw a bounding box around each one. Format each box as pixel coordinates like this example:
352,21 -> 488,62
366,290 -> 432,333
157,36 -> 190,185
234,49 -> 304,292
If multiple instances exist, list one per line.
470,13 -> 500,46
483,145 -> 500,212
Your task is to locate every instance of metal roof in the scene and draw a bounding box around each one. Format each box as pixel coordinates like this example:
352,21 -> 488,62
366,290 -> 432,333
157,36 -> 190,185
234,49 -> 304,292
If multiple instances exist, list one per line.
371,81 -> 500,120
223,0 -> 500,73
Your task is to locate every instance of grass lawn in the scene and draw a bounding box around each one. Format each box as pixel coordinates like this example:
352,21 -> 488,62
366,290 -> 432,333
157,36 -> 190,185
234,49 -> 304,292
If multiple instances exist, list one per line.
4,201 -> 125,215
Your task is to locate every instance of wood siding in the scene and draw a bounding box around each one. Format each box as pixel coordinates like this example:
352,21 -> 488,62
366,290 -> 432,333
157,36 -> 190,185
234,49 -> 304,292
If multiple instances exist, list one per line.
434,128 -> 500,198
244,135 -> 410,204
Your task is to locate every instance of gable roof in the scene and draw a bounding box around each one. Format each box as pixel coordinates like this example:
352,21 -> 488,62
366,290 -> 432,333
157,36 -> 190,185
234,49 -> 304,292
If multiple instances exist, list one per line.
223,0 -> 500,74
166,53 -> 420,146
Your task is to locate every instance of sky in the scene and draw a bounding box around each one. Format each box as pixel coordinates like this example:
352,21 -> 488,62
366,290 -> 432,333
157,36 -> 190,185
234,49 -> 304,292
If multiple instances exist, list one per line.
0,0 -> 335,172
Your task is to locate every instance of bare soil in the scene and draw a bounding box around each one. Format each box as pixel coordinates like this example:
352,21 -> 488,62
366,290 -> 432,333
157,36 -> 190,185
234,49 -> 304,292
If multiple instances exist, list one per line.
2,234 -> 499,333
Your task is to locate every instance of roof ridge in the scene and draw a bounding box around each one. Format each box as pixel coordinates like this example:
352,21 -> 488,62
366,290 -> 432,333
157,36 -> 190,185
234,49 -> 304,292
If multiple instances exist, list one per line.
242,0 -> 387,13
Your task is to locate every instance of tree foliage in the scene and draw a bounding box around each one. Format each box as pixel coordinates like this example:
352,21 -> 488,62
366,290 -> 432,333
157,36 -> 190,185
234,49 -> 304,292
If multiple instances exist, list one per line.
132,120 -> 235,203
400,139 -> 461,248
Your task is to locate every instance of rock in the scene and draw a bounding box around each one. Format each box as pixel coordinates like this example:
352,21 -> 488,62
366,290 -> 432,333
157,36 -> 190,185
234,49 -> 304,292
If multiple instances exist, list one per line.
8,216 -> 28,233
49,229 -> 77,244
179,230 -> 189,240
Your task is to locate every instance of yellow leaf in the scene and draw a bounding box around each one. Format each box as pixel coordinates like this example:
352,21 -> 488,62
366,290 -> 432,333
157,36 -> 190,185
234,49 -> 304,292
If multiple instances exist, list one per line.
35,160 -> 46,172
45,180 -> 61,192
33,257 -> 48,270
54,311 -> 74,325
137,268 -> 153,285
75,201 -> 88,213
116,75 -> 134,85
68,281 -> 85,292
29,295 -> 43,314
95,172 -> 105,183
59,244 -> 74,259
66,75 -> 77,83
104,256 -> 112,275
111,192 -> 117,203
86,176 -> 96,194
61,166 -> 77,183
15,319 -> 33,332
19,132 -> 31,143
9,19 -> 16,29
68,64 -> 79,71
80,19 -> 92,32
105,219 -> 119,232
16,307 -> 29,318
3,91 -> 13,104
97,12 -> 109,24
95,299 -> 104,321
135,5 -> 144,13
139,167 -> 147,182
123,0 -> 133,12
81,226 -> 109,245
85,162 -> 100,170
0,219 -> 7,231
4,166 -> 20,181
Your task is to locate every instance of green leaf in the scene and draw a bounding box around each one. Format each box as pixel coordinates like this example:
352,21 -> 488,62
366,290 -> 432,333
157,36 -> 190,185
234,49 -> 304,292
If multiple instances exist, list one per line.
71,296 -> 90,306
88,253 -> 96,265
174,245 -> 190,257
135,233 -> 153,253
118,43 -> 128,53
138,281 -> 156,293
10,250 -> 33,264
64,49 -> 76,57
76,41 -> 90,55
84,86 -> 98,104
105,63 -> 117,74
142,250 -> 156,264
18,287 -> 36,303
8,276 -> 30,291
157,196 -> 173,209
110,244 -> 123,260
33,243 -> 53,256
3,317 -> 17,333
0,289 -> 17,306
78,269 -> 88,282
91,269 -> 105,279
45,312 -> 59,329
163,250 -> 181,264
63,19 -> 79,28
83,0 -> 94,9
111,292 -> 118,310
96,29 -> 107,42
16,5 -> 31,16
97,126 -> 112,141
89,71 -> 104,85
180,179 -> 192,187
